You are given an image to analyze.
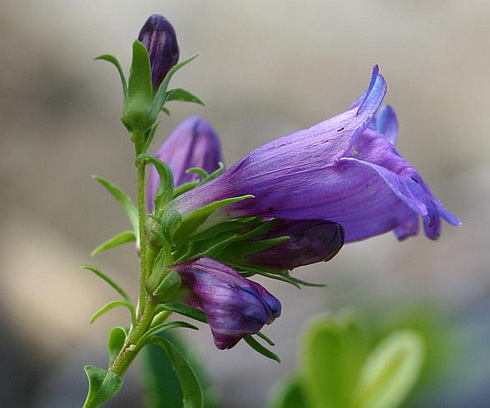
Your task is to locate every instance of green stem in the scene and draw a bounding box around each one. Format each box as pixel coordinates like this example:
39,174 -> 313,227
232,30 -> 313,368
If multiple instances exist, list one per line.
137,158 -> 148,315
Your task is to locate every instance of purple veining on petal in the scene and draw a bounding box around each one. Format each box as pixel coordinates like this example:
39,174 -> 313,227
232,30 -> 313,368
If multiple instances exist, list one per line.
172,257 -> 280,349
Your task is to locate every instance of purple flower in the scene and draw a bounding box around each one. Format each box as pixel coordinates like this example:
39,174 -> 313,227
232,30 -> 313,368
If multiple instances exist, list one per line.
228,220 -> 344,270
147,116 -> 223,212
138,14 -> 179,90
172,67 -> 460,242
172,257 -> 281,349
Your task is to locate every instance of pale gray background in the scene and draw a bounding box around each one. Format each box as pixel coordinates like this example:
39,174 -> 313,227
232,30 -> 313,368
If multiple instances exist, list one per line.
0,1 -> 488,407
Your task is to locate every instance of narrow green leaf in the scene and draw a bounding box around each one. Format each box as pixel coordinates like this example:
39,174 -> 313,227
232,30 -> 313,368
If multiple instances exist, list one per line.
151,337 -> 204,408
153,270 -> 182,302
92,176 -> 139,239
90,300 -> 136,325
91,230 -> 136,256
165,88 -> 205,106
186,167 -> 209,179
142,122 -> 160,154
302,312 -> 368,408
108,326 -> 128,366
351,331 -> 424,408
139,321 -> 199,348
163,302 -> 207,323
123,41 -> 153,133
150,54 -> 200,123
174,194 -> 254,242
199,162 -> 225,185
138,153 -> 174,210
81,265 -> 131,302
161,106 -> 171,116
94,54 -> 128,96
244,335 -> 281,362
82,365 -> 123,408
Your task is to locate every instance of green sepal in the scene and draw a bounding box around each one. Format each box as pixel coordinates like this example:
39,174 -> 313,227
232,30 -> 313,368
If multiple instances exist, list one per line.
301,312 -> 368,408
189,217 -> 260,242
122,41 -> 153,135
137,153 -> 174,211
81,265 -> 131,302
94,54 -> 128,97
351,330 -> 424,408
173,181 -> 200,198
244,335 -> 281,363
108,326 -> 128,366
91,230 -> 136,257
227,263 -> 301,288
153,270 -> 182,302
221,236 -> 289,260
166,88 -> 205,106
90,300 -> 136,326
199,162 -> 225,185
149,54 -> 199,124
147,244 -> 172,292
150,337 -> 204,408
174,194 -> 254,242
161,106 -> 171,116
92,176 -> 139,243
186,167 -> 209,180
163,302 -> 207,323
82,365 -> 123,408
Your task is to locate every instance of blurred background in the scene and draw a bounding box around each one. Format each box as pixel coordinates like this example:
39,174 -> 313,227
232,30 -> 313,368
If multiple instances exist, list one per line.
0,0 -> 488,407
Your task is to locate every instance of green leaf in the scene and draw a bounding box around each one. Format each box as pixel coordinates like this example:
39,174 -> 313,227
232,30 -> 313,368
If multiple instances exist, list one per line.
350,331 -> 424,408
267,377 -> 309,408
161,106 -> 171,116
90,300 -> 136,326
82,365 -> 123,408
173,181 -> 200,198
108,326 -> 128,366
186,167 -> 209,180
199,162 -> 225,185
163,302 -> 207,323
150,54 -> 199,123
142,122 -> 160,154
166,88 -> 205,106
137,153 -> 174,211
139,321 -> 199,348
302,312 -> 368,408
150,337 -> 204,408
81,265 -> 131,302
94,54 -> 128,96
244,335 -> 281,362
153,269 -> 182,302
123,40 -> 153,134
91,230 -> 136,256
92,176 -> 138,240
174,194 -> 254,242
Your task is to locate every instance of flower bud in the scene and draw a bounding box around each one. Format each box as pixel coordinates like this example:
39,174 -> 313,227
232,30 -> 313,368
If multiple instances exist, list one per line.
243,220 -> 344,270
138,14 -> 179,90
172,257 -> 281,350
147,116 -> 223,212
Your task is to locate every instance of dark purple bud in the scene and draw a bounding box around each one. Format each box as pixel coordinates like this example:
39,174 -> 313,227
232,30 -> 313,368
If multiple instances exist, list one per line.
147,116 -> 223,212
138,14 -> 179,90
245,220 -> 344,270
172,257 -> 281,350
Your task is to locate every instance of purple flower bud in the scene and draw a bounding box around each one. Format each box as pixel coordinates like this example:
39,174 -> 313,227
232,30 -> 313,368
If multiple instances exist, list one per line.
242,220 -> 344,270
138,14 -> 179,90
172,66 -> 461,242
147,116 -> 223,212
172,257 -> 281,350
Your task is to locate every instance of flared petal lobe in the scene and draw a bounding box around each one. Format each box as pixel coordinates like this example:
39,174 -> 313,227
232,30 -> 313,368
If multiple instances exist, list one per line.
172,67 -> 459,241
238,220 -> 344,270
172,257 -> 281,349
138,14 -> 179,90
147,116 -> 223,212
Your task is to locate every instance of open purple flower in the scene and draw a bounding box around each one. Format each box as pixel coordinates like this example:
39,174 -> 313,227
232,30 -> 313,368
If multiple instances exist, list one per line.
147,116 -> 223,212
172,67 -> 460,242
138,14 -> 179,90
172,257 -> 281,349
